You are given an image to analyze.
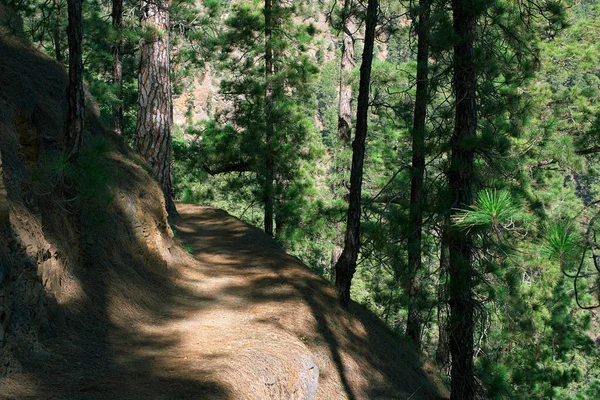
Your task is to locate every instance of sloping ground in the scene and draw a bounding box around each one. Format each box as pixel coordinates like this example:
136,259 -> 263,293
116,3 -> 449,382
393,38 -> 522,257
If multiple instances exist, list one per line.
2,203 -> 446,399
0,10 -> 447,398
172,203 -> 446,399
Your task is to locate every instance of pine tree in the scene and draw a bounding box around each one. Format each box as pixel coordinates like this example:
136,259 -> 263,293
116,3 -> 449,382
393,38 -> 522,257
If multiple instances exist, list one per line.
404,0 -> 430,351
335,0 -> 378,308
441,1 -> 571,397
184,0 -> 319,241
135,0 -> 176,214
447,0 -> 477,396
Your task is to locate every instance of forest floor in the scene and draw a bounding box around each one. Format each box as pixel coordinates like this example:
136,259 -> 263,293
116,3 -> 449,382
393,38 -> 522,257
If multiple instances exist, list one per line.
1,203 -> 446,399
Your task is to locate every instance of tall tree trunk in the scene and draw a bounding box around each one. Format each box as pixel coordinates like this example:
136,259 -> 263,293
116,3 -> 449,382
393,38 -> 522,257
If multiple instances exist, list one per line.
405,0 -> 430,351
334,0 -> 378,308
436,225 -> 450,371
111,0 -> 123,136
331,0 -> 356,268
66,0 -> 84,157
135,0 -> 177,215
53,0 -> 63,63
264,0 -> 275,236
337,0 -> 355,144
448,0 -> 477,398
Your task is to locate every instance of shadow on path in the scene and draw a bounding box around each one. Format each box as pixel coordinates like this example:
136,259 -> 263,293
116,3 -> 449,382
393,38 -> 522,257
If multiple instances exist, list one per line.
173,203 -> 445,400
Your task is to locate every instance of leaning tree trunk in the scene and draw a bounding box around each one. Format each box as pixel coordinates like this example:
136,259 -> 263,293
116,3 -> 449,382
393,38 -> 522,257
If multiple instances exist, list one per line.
66,0 -> 84,157
405,0 -> 431,351
135,0 -> 176,215
334,0 -> 378,308
111,0 -> 123,136
337,0 -> 355,144
264,0 -> 275,236
448,0 -> 477,398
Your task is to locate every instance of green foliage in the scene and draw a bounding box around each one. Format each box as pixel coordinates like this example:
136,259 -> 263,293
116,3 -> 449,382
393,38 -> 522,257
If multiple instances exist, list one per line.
453,190 -> 524,230
477,358 -> 511,399
542,221 -> 580,262
10,0 -> 600,397
173,0 -> 322,250
33,136 -> 118,207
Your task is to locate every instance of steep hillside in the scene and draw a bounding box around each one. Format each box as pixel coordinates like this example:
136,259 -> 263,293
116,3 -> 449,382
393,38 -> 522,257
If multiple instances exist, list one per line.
0,9 -> 192,380
0,15 -> 446,400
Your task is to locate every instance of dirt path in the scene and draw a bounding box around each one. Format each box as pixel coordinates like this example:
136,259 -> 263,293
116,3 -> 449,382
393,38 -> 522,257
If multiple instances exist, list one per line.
1,204 -> 444,399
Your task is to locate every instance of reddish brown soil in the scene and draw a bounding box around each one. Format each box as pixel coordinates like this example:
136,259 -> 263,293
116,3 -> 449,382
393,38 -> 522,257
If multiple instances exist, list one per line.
1,203 -> 446,399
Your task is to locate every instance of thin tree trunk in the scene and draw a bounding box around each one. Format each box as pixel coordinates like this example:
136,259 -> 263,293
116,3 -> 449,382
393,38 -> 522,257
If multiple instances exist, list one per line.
135,0 -> 177,215
334,0 -> 378,308
264,0 -> 275,236
405,0 -> 430,351
337,0 -> 355,144
53,0 -> 63,63
436,226 -> 450,371
331,0 -> 356,267
66,0 -> 84,157
448,0 -> 477,398
274,178 -> 288,238
111,0 -> 123,136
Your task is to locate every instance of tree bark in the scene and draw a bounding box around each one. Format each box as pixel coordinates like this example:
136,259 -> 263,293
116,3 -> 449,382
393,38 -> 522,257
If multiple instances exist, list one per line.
448,0 -> 477,398
112,0 -> 123,136
66,0 -> 84,157
334,0 -> 378,308
264,0 -> 275,236
337,0 -> 355,144
405,0 -> 430,351
135,0 -> 177,215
